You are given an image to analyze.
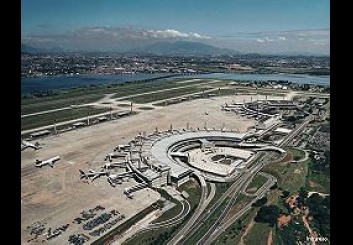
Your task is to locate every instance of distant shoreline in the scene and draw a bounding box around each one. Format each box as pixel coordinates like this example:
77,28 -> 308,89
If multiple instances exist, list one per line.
21,72 -> 330,96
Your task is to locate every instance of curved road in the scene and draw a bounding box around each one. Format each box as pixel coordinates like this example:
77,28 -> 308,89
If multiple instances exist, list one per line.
167,174 -> 214,245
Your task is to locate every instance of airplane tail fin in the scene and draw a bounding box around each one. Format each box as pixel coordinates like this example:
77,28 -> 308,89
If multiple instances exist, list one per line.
107,177 -> 115,187
79,169 -> 87,179
35,159 -> 42,164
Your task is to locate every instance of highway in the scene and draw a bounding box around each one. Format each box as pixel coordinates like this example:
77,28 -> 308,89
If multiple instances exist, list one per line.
167,173 -> 211,245
203,173 -> 277,244
195,163 -> 276,245
171,152 -> 266,245
146,199 -> 191,229
279,115 -> 312,147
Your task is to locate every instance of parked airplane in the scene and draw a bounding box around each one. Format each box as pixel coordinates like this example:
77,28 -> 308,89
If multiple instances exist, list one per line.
79,169 -> 110,181
106,171 -> 134,187
35,156 -> 60,168
107,174 -> 123,187
104,152 -> 128,161
114,144 -> 130,152
21,140 -> 41,151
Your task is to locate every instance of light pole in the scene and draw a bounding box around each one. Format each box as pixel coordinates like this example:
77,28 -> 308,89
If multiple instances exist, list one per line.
53,119 -> 57,135
87,110 -> 90,125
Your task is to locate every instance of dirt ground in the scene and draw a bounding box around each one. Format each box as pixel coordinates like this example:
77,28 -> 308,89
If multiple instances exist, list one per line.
239,219 -> 255,245
277,215 -> 292,229
21,94 -> 283,244
267,229 -> 273,245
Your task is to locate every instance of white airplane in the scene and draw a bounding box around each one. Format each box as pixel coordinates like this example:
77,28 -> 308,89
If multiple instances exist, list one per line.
35,156 -> 60,168
21,140 -> 41,151
79,169 -> 110,181
104,152 -> 128,161
107,174 -> 123,187
105,171 -> 134,187
114,144 -> 130,152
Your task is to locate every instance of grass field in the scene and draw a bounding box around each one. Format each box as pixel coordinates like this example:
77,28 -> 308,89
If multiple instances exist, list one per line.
262,147 -> 328,195
287,147 -> 306,161
21,94 -> 105,115
211,207 -> 256,245
125,87 -> 208,104
262,157 -> 309,194
21,106 -> 110,131
110,79 -> 221,100
211,187 -> 284,245
305,159 -> 330,193
245,174 -> 268,194
242,222 -> 272,245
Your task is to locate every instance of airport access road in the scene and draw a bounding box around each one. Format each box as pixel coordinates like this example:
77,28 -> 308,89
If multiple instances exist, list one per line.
195,168 -> 277,245
279,115 -> 313,147
203,173 -> 277,245
167,173 -> 213,245
172,151 -> 266,245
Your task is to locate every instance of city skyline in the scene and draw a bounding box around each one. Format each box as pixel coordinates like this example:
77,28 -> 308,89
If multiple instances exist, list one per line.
21,0 -> 330,55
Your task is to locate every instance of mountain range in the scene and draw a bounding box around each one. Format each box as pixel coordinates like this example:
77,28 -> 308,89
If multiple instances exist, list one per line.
131,41 -> 240,56
21,41 -> 240,56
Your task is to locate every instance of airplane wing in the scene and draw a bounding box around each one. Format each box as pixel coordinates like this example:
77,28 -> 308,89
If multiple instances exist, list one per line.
91,174 -> 100,182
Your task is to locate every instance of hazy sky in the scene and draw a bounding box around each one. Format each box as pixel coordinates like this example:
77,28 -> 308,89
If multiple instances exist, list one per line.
21,0 -> 330,55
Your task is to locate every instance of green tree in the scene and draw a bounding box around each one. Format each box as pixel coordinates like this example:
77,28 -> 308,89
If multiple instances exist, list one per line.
281,190 -> 290,198
254,205 -> 281,227
297,187 -> 308,207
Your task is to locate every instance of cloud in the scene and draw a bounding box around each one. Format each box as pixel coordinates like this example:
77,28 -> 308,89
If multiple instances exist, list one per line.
147,29 -> 188,38
62,26 -> 211,40
265,37 -> 274,42
21,26 -> 212,51
203,28 -> 329,55
217,28 -> 329,42
191,32 -> 211,39
146,29 -> 210,39
21,36 -> 55,44
256,36 -> 284,43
